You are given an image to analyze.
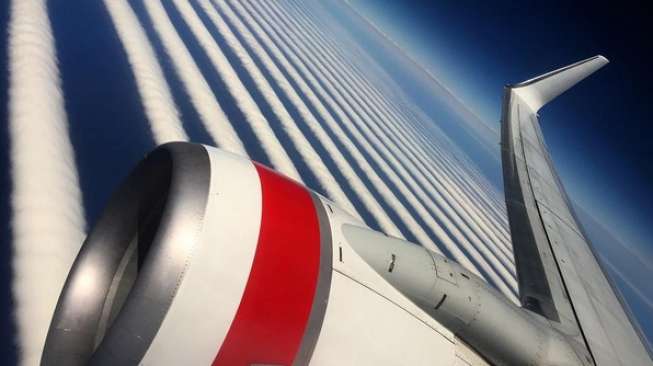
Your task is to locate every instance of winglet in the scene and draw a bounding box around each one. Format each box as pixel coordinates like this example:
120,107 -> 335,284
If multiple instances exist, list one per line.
510,55 -> 609,112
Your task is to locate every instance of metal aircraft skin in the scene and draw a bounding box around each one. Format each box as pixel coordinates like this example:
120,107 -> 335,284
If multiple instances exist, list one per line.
38,58 -> 653,366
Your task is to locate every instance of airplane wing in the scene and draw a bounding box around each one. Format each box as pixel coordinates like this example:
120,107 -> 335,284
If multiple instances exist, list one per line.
501,55 -> 653,366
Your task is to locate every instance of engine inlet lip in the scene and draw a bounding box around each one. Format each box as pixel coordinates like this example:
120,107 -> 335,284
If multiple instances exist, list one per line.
41,142 -> 211,366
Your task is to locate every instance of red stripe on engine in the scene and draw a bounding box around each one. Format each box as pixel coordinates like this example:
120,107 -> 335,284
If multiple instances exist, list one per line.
213,164 -> 321,366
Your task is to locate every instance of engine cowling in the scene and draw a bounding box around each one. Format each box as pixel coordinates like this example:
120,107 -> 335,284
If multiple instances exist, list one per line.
41,142 -> 337,365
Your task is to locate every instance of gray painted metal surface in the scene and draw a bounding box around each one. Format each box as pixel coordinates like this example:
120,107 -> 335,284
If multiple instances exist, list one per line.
41,143 -> 211,365
345,224 -> 590,366
502,56 -> 653,365
294,195 -> 334,366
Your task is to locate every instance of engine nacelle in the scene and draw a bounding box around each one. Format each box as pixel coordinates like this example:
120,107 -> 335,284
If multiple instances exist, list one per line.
41,142 -> 585,366
42,142 -> 337,365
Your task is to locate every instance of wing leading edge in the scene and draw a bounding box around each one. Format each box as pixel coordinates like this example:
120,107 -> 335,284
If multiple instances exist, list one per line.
501,56 -> 653,366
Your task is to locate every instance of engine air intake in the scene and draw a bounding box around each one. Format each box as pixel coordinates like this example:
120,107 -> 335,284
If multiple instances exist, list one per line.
41,143 -> 210,365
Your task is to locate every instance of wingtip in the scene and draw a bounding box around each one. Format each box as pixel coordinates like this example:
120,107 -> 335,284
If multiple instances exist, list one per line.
510,55 -> 609,111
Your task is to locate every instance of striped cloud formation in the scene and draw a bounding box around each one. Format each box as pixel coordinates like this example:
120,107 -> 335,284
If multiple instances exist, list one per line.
1,0 -> 515,364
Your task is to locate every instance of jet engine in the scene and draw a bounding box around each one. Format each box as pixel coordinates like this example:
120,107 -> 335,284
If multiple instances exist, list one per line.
41,142 -> 589,366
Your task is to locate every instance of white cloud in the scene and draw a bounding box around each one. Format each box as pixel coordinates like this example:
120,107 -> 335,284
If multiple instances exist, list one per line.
142,0 -> 246,155
199,0 -> 361,218
8,0 -> 86,363
103,0 -> 187,144
171,0 -> 302,182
